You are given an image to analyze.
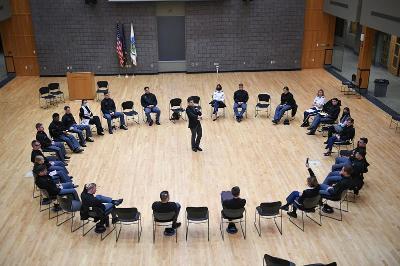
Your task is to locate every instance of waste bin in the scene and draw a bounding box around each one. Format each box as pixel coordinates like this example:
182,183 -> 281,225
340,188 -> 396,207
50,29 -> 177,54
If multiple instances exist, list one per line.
374,79 -> 389,97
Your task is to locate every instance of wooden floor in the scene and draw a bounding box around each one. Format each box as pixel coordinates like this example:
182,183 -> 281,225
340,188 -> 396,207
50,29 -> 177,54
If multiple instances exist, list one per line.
0,69 -> 399,266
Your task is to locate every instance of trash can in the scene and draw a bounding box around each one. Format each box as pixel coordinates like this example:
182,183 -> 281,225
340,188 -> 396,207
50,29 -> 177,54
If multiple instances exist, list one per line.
374,79 -> 389,97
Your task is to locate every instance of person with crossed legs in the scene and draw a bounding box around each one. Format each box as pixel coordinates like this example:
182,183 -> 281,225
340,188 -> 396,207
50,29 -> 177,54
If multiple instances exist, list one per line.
101,92 -> 128,134
35,123 -> 69,162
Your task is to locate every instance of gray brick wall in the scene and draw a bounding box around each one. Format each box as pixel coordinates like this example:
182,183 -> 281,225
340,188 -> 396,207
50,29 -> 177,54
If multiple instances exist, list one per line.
30,0 -> 304,75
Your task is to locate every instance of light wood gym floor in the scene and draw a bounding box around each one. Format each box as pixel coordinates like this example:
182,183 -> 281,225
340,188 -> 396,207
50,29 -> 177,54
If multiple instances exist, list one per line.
0,69 -> 399,266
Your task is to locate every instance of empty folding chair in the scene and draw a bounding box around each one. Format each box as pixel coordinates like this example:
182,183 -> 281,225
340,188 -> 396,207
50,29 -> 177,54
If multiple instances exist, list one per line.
114,207 -> 142,242
39,87 -> 56,108
152,211 -> 178,243
220,207 -> 246,240
121,101 -> 140,126
254,201 -> 282,236
56,195 -> 83,232
288,194 -> 322,232
169,98 -> 186,123
185,207 -> 209,241
96,81 -> 109,101
48,83 -> 65,103
255,93 -> 271,118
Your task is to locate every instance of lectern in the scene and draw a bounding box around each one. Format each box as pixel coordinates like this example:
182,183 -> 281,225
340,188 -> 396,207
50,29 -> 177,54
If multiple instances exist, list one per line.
67,72 -> 95,100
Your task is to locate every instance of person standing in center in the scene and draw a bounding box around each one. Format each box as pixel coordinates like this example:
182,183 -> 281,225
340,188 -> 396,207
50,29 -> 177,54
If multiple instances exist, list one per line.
141,86 -> 161,126
186,97 -> 203,152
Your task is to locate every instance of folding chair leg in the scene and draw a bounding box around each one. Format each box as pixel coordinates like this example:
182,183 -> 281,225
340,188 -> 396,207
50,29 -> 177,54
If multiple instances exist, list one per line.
254,211 -> 261,237
185,220 -> 189,241
220,216 -> 224,240
207,219 -> 210,241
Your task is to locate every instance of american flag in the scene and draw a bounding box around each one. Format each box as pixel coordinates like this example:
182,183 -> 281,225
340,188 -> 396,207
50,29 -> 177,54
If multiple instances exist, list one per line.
116,23 -> 125,67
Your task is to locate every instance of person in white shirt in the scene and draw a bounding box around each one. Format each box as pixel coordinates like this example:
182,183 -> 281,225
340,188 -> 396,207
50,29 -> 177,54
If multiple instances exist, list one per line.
211,84 -> 226,121
301,89 -> 325,127
79,99 -> 104,135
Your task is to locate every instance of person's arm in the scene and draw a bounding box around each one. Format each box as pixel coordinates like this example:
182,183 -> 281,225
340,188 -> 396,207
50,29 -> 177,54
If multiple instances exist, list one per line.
111,100 -> 116,112
153,94 -> 158,106
186,108 -> 198,120
101,100 -> 108,114
140,95 -> 147,108
221,92 -> 225,102
307,167 -> 315,177
233,91 -> 238,103
244,91 -> 249,103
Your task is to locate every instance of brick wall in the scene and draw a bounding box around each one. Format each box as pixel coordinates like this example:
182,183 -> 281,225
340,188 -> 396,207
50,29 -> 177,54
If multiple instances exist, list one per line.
30,0 -> 304,75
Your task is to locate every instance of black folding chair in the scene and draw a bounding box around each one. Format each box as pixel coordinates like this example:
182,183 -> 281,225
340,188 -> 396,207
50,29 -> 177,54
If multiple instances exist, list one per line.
114,207 -> 142,242
39,87 -> 56,108
152,211 -> 178,243
255,93 -> 271,118
210,99 -> 226,118
121,101 -> 140,126
39,189 -> 59,220
56,195 -> 83,232
288,195 -> 322,232
333,138 -> 354,156
263,254 -> 295,266
48,83 -> 65,103
220,208 -> 246,240
96,81 -> 109,101
254,201 -> 282,236
169,98 -> 186,123
321,189 -> 349,221
81,206 -> 115,241
185,207 -> 209,241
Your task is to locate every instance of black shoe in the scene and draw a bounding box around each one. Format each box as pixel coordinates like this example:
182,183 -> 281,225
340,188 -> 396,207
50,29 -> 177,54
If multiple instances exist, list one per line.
307,126 -> 312,130
41,198 -> 51,205
109,130 -> 113,134
52,205 -> 62,212
287,211 -> 297,218
324,141 -> 328,144
64,156 -> 71,160
149,120 -> 154,126
74,148 -> 83,153
155,121 -> 161,125
323,152 -> 332,156
306,131 -> 315,135
196,147 -> 203,151
272,120 -> 278,124
120,125 -> 128,130
80,143 -> 87,147
63,162 -> 68,166
300,122 -> 309,127
192,148 -> 198,152
280,204 -> 289,211
112,217 -> 119,224
73,184 -> 79,188
86,137 -> 94,142
172,222 -> 181,229
98,132 -> 104,136
95,225 -> 106,233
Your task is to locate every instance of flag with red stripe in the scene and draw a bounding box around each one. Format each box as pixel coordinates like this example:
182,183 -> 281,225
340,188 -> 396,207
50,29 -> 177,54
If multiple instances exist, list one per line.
116,23 -> 125,67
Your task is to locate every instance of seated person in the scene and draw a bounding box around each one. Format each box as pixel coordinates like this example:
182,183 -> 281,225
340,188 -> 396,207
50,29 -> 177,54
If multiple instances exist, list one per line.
329,150 -> 369,179
34,164 -> 79,210
101,92 -> 128,134
152,191 -> 181,235
301,89 -> 325,127
62,106 -> 94,147
80,183 -> 123,232
323,118 -> 355,156
272,86 -> 296,124
79,99 -> 104,135
233,83 -> 249,122
31,140 -> 67,166
319,165 -> 354,197
281,163 -> 320,218
36,123 -> 69,161
211,84 -> 226,121
221,186 -> 246,233
339,137 -> 367,157
49,113 -> 84,153
324,107 -> 351,138
141,87 -> 161,126
34,155 -> 71,183
306,98 -> 341,135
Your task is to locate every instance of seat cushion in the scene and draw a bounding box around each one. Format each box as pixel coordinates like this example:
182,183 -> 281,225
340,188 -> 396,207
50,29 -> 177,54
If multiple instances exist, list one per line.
256,103 -> 270,108
123,110 -> 138,116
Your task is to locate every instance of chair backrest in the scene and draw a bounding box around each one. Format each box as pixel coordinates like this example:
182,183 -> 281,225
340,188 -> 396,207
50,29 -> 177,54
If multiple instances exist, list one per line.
222,208 -> 245,219
114,207 -> 139,222
258,93 -> 270,103
186,207 -> 208,220
264,254 -> 294,266
122,101 -> 134,110
189,96 -> 201,104
170,98 -> 182,107
351,74 -> 356,82
40,189 -> 50,199
304,263 -> 337,266
57,195 -> 73,212
48,83 -> 60,91
339,189 -> 348,201
39,87 -> 49,95
153,211 -> 175,222
302,195 -> 321,210
259,201 -> 281,216
97,81 -> 108,89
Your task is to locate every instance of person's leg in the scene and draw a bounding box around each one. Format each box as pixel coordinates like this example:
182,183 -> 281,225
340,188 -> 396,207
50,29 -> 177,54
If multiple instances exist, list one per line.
54,142 -> 67,158
70,125 -> 86,145
190,127 -> 196,149
95,194 -> 113,203
332,163 -> 347,172
152,107 -> 161,123
286,191 -> 300,204
50,160 -> 66,167
66,134 -> 81,150
273,105 -> 283,121
91,116 -> 104,134
213,101 -> 219,114
195,124 -> 202,148
233,102 -> 240,117
276,104 -> 291,121
57,135 -> 75,150
309,114 -> 321,131
174,202 -> 181,222
325,136 -> 338,152
319,184 -> 331,196
54,171 -> 71,183
104,114 -> 113,133
76,124 -> 92,138
323,175 -> 343,185
144,107 -> 152,123
303,110 -> 309,122
46,145 -> 65,161
239,103 -> 247,117
114,112 -> 126,126
48,164 -> 68,174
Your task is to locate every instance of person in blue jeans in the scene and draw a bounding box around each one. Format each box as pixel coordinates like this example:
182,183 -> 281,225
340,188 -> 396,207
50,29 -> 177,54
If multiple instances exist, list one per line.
233,83 -> 249,122
323,118 -> 355,156
34,155 -> 72,183
48,113 -> 84,153
62,106 -> 94,147
319,165 -> 354,197
35,123 -> 69,161
141,87 -> 161,126
272,86 -> 296,124
281,164 -> 320,218
306,98 -> 341,135
101,92 -> 128,134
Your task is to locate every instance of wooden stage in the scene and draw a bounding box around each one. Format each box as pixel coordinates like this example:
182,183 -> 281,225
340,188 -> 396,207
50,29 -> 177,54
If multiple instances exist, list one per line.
0,69 -> 399,265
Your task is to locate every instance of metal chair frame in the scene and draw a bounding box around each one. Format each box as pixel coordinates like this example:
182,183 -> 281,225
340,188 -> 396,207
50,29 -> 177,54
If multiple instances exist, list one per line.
121,101 -> 140,126
114,208 -> 142,242
185,207 -> 209,241
56,196 -> 84,232
254,202 -> 283,236
39,87 -> 57,109
255,94 -> 271,118
152,211 -> 178,243
389,116 -> 400,132
169,98 -> 187,123
81,208 -> 115,241
220,208 -> 246,240
321,189 -> 349,221
48,83 -> 65,103
288,196 -> 322,232
96,81 -> 109,101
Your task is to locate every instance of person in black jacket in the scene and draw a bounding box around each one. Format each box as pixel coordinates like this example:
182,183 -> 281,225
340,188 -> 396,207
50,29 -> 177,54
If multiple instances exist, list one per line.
49,113 -> 84,153
327,150 -> 369,180
324,107 -> 351,138
186,97 -> 203,152
323,118 -> 355,156
79,99 -> 104,135
339,137 -> 367,157
319,165 -> 354,197
307,98 -> 341,135
233,83 -> 249,122
141,87 -> 161,126
62,106 -> 93,147
221,186 -> 246,233
272,86 -> 296,124
80,183 -> 123,230
35,123 -> 69,161
281,164 -> 320,218
152,191 -> 181,233
101,92 -> 128,134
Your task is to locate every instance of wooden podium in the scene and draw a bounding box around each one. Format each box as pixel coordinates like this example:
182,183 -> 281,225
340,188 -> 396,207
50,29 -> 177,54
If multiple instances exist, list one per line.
67,72 -> 95,100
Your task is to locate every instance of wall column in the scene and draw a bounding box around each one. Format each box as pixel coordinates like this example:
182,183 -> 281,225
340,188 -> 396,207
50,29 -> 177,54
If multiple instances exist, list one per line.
356,26 -> 375,89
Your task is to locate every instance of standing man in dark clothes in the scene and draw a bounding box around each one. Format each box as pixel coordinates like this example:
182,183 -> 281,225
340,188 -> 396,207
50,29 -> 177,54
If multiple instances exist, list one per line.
101,92 -> 128,134
35,123 -> 69,161
186,97 -> 203,152
141,86 -> 161,126
272,86 -> 296,124
48,113 -> 84,153
221,186 -> 246,233
62,106 -> 94,146
281,163 -> 321,218
307,98 -> 341,135
233,83 -> 249,122
152,191 -> 181,234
